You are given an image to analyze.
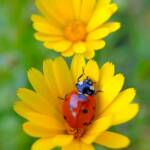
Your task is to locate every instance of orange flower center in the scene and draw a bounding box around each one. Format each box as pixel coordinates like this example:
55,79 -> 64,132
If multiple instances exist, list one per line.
64,21 -> 86,42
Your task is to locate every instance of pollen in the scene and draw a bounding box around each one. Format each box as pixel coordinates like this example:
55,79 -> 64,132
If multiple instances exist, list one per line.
64,21 -> 87,42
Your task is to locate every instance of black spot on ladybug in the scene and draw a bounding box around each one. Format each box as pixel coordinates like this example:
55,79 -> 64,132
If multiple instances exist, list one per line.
88,122 -> 92,125
64,116 -> 67,120
83,122 -> 89,126
82,109 -> 88,114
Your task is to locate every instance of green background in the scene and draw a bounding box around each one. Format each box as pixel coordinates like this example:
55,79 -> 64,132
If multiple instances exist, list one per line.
0,0 -> 150,150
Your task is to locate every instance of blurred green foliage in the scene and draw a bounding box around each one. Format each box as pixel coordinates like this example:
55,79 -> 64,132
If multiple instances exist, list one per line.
0,0 -> 150,150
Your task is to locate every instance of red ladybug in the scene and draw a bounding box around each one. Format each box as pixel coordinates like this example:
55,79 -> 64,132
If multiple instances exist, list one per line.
63,91 -> 96,128
63,76 -> 97,129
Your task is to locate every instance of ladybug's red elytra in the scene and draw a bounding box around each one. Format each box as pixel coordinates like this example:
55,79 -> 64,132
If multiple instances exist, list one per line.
63,71 -> 97,129
63,91 -> 96,128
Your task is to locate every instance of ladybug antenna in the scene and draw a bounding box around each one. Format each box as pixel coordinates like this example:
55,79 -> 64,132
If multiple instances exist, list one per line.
95,90 -> 103,95
86,76 -> 89,79
77,67 -> 86,82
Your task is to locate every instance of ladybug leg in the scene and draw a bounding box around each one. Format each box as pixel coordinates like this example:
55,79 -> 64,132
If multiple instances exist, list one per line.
77,128 -> 86,138
58,97 -> 65,101
94,90 -> 103,95
74,128 -> 82,139
77,128 -> 79,134
58,94 -> 68,101
65,94 -> 69,99
69,128 -> 86,139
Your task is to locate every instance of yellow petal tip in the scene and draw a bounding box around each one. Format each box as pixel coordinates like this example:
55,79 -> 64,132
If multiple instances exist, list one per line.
129,88 -> 136,97
104,62 -> 115,67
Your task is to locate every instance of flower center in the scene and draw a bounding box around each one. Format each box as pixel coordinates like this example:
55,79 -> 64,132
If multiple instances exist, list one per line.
67,128 -> 86,139
64,21 -> 86,42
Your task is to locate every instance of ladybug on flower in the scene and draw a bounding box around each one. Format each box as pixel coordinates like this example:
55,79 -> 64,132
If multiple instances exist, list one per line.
63,69 -> 101,137
14,56 -> 139,150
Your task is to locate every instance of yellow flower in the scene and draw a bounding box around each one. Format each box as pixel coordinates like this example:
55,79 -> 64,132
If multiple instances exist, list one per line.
32,0 -> 121,59
14,55 -> 139,150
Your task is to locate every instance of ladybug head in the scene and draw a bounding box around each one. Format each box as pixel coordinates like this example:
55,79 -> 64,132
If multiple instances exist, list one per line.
76,77 -> 95,96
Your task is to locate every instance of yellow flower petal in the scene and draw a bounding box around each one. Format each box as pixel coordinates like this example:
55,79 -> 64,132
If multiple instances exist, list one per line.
95,131 -> 130,149
43,58 -> 73,117
14,101 -> 34,119
54,0 -> 75,22
84,49 -> 95,60
17,88 -> 55,116
99,62 -> 115,86
26,112 -> 65,131
73,42 -> 86,53
99,0 -> 111,6
27,68 -> 50,100
85,60 -> 99,82
102,22 -> 121,33
32,134 -> 73,150
80,142 -> 95,150
87,28 -> 110,40
23,122 -> 62,138
31,14 -> 59,28
14,102 -> 64,131
97,74 -> 125,114
44,40 -> 72,52
73,0 -> 82,19
81,117 -> 111,144
62,140 -> 80,150
34,33 -> 64,42
87,3 -> 118,32
87,8 -> 110,32
103,88 -> 136,116
71,55 -> 86,82
35,0 -> 66,26
14,91 -> 64,127
62,140 -> 95,150
61,47 -> 74,57
52,57 -> 75,97
43,60 -> 65,121
80,0 -> 96,23
87,40 -> 106,50
32,21 -> 63,35
43,59 -> 60,99
112,103 -> 139,126
109,3 -> 118,14
31,14 -> 44,22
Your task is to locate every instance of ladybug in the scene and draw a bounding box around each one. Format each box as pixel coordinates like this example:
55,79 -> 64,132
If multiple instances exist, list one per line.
63,72 -> 96,129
